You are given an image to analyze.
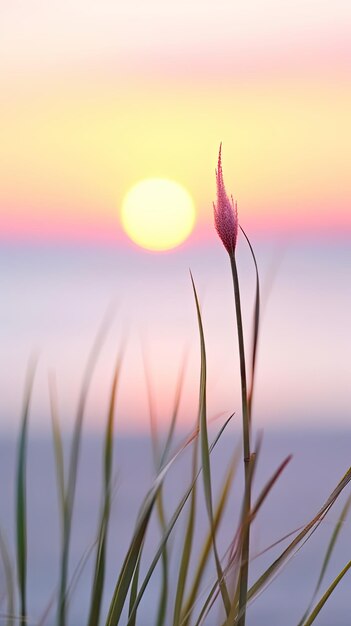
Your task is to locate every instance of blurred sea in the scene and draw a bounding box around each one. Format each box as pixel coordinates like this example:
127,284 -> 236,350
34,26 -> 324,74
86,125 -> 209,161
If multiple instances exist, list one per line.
0,239 -> 350,433
0,430 -> 351,626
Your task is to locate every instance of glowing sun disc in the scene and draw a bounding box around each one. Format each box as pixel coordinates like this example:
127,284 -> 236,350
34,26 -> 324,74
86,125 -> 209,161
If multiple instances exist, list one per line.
120,178 -> 196,251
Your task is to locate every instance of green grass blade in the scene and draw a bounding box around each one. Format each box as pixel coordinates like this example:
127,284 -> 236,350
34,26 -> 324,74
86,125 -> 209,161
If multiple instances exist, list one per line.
297,491 -> 351,626
302,560 -> 351,626
157,354 -> 188,626
66,308 -> 113,523
239,226 -> 260,420
172,437 -> 199,626
143,352 -> 187,626
222,455 -> 292,626
143,349 -> 160,466
127,540 -> 144,626
190,271 -> 231,617
106,512 -> 151,626
88,349 -> 123,626
229,253 -> 251,626
159,352 -> 188,468
181,452 -> 238,626
143,356 -> 168,626
155,495 -> 169,626
49,372 -> 66,531
16,356 -> 37,623
58,310 -> 113,626
106,432 -> 199,626
190,578 -> 221,626
250,455 -> 292,523
0,530 -> 15,626
195,454 -> 256,626
126,417 -> 233,626
67,540 -> 99,604
247,466 -> 351,603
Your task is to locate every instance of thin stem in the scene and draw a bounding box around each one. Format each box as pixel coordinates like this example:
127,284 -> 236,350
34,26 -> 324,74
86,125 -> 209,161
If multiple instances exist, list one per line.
230,253 -> 251,626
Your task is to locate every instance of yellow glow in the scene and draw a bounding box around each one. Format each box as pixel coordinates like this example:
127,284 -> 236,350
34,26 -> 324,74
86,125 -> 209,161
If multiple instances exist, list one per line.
1,79 -> 351,234
120,178 -> 196,251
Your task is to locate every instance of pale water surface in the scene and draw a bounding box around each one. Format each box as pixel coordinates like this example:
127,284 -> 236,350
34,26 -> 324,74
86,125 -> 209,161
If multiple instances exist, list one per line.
0,430 -> 351,625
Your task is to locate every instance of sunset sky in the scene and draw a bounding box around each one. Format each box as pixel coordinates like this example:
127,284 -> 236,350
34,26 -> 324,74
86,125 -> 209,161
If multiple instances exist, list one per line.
0,0 -> 350,433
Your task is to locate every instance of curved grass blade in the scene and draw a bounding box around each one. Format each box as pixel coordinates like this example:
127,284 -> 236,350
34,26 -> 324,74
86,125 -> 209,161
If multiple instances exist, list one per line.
49,372 -> 65,532
192,454 -> 294,626
133,356 -> 187,626
88,349 -> 124,626
172,435 -> 199,626
181,452 -> 238,626
222,455 -> 292,626
297,491 -> 351,626
226,433 -> 263,612
155,496 -> 169,626
193,454 -> 257,626
143,353 -> 187,626
227,433 -> 263,568
0,530 -> 15,626
58,310 -> 113,626
190,468 -> 351,626
228,251 -> 252,626
142,348 -> 159,466
16,356 -> 37,624
190,271 -> 231,617
247,466 -> 351,604
127,541 -> 144,626
250,455 -> 292,523
159,351 -> 188,468
143,357 -> 167,626
37,539 -> 99,626
126,416 -> 234,626
302,559 -> 351,626
105,429 -> 201,626
239,226 -> 260,421
190,576 -> 222,626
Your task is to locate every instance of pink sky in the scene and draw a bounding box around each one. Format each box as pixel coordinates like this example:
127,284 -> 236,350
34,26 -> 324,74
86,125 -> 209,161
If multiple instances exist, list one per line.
0,0 -> 350,244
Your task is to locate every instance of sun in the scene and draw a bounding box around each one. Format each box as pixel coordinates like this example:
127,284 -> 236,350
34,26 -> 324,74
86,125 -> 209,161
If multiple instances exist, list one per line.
120,178 -> 196,251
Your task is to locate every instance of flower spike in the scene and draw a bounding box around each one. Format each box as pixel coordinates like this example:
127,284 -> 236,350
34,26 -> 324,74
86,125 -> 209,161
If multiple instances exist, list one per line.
213,144 -> 238,256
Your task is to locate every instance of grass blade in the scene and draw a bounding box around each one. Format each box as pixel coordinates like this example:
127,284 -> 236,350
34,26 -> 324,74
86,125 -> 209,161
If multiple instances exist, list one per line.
155,496 -> 169,626
221,455 -> 292,626
143,355 -> 167,626
194,454 -> 256,626
172,437 -> 199,626
159,352 -> 188,468
247,466 -> 351,603
228,253 -> 252,626
126,417 -> 234,626
190,271 -> 231,617
157,353 -> 188,626
88,349 -> 123,626
127,541 -> 144,626
49,372 -> 65,532
302,560 -> 351,626
0,530 -> 15,626
181,452 -> 239,626
297,491 -> 351,626
143,353 -> 187,626
239,226 -> 260,420
58,310 -> 113,626
16,356 -> 37,623
106,430 -> 199,626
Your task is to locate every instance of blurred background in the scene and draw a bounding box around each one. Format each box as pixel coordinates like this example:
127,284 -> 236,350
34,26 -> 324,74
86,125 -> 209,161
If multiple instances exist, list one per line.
0,2 -> 351,624
0,0 -> 350,434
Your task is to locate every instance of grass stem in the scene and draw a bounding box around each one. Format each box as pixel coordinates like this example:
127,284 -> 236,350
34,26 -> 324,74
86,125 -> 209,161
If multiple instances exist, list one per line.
229,253 -> 251,626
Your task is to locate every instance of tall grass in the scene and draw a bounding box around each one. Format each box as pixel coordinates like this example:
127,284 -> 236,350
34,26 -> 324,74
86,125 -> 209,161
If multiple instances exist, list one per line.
2,148 -> 351,625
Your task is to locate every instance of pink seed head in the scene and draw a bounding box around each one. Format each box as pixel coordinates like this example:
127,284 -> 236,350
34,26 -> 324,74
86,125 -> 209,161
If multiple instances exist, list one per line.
213,144 -> 238,256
